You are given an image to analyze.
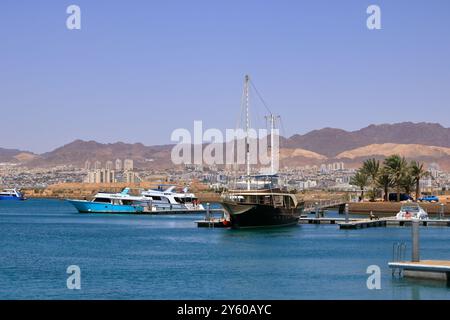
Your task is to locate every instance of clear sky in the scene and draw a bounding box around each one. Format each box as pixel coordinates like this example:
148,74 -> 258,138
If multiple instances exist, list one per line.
1,0 -> 449,153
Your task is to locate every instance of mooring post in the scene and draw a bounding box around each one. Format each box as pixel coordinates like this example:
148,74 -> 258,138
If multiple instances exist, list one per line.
440,203 -> 445,220
412,219 -> 420,262
315,202 -> 319,219
345,203 -> 349,223
206,203 -> 211,221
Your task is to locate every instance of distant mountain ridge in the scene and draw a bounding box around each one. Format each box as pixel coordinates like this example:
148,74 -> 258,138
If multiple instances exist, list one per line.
284,122 -> 450,157
0,147 -> 38,163
2,122 -> 450,170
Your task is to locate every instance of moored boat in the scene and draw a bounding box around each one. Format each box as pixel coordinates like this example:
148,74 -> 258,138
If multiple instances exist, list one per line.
221,188 -> 304,229
396,203 -> 428,220
141,185 -> 205,211
0,188 -> 26,201
219,75 -> 304,228
67,188 -> 151,213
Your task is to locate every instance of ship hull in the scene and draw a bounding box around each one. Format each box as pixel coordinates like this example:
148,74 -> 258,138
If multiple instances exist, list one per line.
0,196 -> 26,201
67,200 -> 144,213
221,201 -> 302,229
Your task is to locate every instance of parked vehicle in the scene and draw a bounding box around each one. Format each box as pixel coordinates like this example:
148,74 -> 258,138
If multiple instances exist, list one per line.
388,193 -> 413,202
418,195 -> 439,203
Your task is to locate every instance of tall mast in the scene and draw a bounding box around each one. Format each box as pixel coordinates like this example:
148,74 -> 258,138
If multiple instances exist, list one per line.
245,75 -> 251,190
270,114 -> 275,175
265,114 -> 279,175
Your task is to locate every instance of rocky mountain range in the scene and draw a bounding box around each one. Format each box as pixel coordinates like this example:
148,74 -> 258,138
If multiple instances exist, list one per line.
2,122 -> 450,170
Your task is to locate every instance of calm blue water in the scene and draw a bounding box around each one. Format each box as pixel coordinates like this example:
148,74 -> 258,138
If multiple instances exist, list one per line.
0,199 -> 449,300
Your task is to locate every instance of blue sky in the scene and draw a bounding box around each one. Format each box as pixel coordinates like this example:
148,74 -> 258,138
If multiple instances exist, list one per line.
1,0 -> 449,153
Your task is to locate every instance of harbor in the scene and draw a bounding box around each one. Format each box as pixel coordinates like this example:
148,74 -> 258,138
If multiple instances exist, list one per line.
1,198 -> 449,300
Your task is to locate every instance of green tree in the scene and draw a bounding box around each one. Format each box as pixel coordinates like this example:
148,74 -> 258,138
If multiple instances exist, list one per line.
400,173 -> 415,196
376,167 -> 393,201
361,158 -> 380,201
410,161 -> 429,200
384,155 -> 408,202
350,170 -> 369,201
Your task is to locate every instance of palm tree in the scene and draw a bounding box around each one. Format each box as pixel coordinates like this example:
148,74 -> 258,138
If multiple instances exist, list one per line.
400,173 -> 415,196
384,155 -> 408,202
376,167 -> 392,201
361,158 -> 380,201
410,161 -> 429,200
350,170 -> 369,201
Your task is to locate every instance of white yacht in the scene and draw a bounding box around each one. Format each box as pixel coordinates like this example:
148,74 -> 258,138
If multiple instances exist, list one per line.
141,185 -> 205,211
0,188 -> 26,201
396,203 -> 428,220
67,188 -> 152,213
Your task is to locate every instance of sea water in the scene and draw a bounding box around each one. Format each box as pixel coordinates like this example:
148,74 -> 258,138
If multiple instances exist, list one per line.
0,199 -> 449,299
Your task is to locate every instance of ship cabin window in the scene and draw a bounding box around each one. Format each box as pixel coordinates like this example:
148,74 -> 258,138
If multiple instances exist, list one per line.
272,195 -> 284,207
160,196 -> 170,203
174,197 -> 183,204
284,196 -> 295,209
93,198 -> 111,203
150,196 -> 162,201
122,200 -> 133,205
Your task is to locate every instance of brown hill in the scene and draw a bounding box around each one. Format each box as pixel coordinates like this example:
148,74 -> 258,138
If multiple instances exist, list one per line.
285,122 -> 450,157
0,148 -> 38,163
26,140 -> 174,169
3,122 -> 450,170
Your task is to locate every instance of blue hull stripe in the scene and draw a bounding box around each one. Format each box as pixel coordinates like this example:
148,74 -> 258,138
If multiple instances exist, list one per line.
0,196 -> 26,201
67,200 -> 144,213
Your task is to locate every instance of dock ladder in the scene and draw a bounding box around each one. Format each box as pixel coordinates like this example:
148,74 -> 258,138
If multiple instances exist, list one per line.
392,242 -> 407,277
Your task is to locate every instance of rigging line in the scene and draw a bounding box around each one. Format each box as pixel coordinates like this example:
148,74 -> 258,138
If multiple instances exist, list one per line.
249,79 -> 273,115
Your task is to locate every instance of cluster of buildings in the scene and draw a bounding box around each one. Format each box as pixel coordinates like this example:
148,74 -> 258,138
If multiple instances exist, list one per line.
0,164 -> 85,188
2,159 -> 450,196
83,159 -> 140,184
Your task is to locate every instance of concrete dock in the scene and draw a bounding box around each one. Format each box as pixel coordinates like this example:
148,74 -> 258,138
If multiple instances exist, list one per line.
389,260 -> 450,282
299,217 -> 358,225
300,217 -> 450,229
338,219 -> 387,229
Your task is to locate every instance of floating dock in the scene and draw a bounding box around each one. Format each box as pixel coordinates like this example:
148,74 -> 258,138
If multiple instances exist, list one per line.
196,218 -> 230,228
338,219 -> 387,229
299,217 -> 358,225
300,217 -> 450,229
389,260 -> 450,282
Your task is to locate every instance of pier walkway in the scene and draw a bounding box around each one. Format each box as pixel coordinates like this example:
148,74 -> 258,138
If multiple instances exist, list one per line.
300,217 -> 450,229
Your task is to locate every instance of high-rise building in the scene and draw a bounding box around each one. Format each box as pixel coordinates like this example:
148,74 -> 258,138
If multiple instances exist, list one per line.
84,160 -> 91,170
124,171 -> 138,183
85,169 -> 116,183
124,159 -> 134,171
105,161 -> 113,170
94,161 -> 101,170
115,159 -> 122,171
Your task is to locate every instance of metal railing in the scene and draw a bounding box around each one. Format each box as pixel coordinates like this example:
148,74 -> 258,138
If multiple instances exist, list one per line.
392,242 -> 407,276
